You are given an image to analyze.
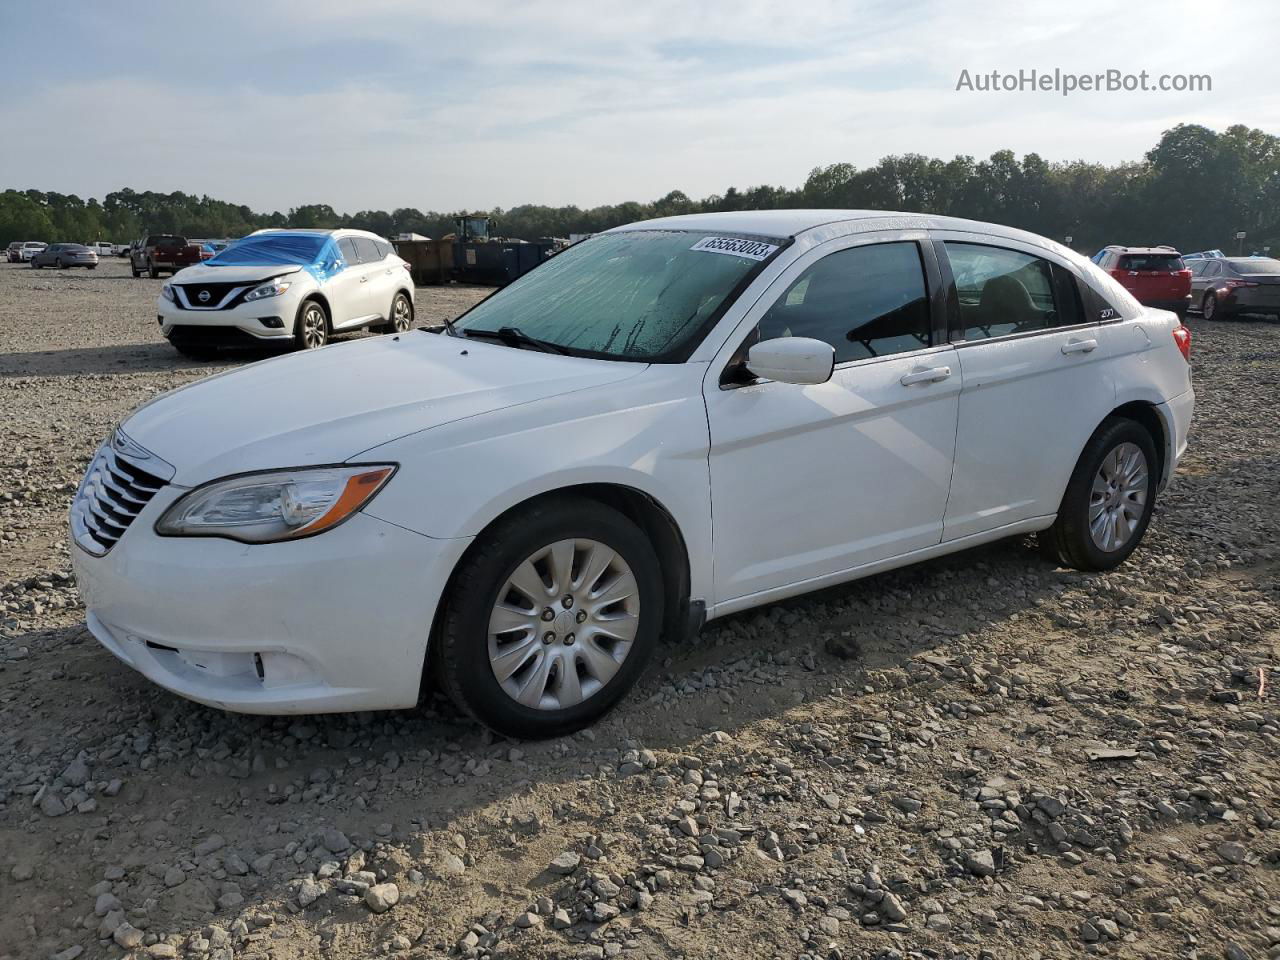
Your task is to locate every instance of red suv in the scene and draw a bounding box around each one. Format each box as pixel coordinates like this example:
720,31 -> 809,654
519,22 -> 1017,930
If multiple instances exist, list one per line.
1091,246 -> 1192,318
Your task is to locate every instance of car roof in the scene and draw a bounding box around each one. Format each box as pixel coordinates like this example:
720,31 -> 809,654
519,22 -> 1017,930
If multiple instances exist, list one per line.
1102,245 -> 1181,255
609,209 -> 1068,247
250,228 -> 386,241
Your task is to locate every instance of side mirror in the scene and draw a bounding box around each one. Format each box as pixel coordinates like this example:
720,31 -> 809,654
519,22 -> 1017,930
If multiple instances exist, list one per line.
745,337 -> 835,385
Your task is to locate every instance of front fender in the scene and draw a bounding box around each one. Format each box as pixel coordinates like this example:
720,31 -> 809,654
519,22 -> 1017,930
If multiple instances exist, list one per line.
359,366 -> 715,602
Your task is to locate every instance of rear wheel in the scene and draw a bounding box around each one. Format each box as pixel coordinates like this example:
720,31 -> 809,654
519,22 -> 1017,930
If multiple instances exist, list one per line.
294,299 -> 329,350
1038,417 -> 1158,571
385,292 -> 413,334
433,497 -> 663,738
1202,292 -> 1220,320
148,261 -> 160,279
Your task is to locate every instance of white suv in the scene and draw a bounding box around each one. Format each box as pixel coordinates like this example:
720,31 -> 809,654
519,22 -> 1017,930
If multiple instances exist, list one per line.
72,211 -> 1193,737
156,228 -> 415,358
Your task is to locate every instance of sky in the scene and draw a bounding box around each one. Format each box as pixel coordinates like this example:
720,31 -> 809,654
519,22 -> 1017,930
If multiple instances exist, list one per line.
2,0 -> 1278,215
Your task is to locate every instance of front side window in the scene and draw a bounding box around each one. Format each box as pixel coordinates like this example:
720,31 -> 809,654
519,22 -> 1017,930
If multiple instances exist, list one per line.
338,237 -> 361,265
754,241 -> 931,363
453,230 -> 780,360
944,242 -> 1079,340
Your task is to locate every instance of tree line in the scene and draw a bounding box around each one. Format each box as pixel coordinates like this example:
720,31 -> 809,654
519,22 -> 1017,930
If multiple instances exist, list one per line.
2,123 -> 1278,256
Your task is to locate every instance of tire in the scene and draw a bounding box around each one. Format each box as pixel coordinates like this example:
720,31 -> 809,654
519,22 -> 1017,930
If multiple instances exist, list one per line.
433,496 -> 664,738
294,298 -> 329,350
1038,417 -> 1158,572
383,292 -> 413,334
148,261 -> 160,279
87,265 -> 96,270
56,259 -> 66,269
1202,292 -> 1220,320
131,262 -> 141,278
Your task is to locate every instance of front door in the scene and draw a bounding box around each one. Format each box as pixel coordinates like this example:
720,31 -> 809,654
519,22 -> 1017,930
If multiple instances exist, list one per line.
704,235 -> 961,606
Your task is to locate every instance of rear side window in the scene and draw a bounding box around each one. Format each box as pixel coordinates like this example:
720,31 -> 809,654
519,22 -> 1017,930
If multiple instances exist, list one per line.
1118,253 -> 1185,271
374,239 -> 393,259
944,242 -> 1084,339
756,241 -> 931,363
354,238 -> 382,263
338,237 -> 361,265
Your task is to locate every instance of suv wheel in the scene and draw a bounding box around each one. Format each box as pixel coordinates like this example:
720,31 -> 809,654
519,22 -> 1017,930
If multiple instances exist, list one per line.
294,299 -> 329,350
131,261 -> 141,278
434,497 -> 663,738
148,261 -> 160,279
1039,417 -> 1158,571
387,292 -> 413,334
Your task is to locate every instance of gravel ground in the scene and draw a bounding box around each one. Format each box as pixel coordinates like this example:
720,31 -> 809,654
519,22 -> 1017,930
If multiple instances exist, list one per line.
1,257 -> 1277,960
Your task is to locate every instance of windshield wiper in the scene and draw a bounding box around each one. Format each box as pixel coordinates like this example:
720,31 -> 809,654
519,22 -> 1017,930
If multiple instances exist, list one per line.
462,325 -> 573,355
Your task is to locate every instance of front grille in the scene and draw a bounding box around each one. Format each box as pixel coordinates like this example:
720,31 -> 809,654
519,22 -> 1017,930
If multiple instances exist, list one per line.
71,441 -> 169,555
176,282 -> 247,310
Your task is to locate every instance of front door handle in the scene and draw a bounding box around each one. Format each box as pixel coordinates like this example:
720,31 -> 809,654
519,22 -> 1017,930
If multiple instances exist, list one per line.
360,275 -> 369,283
900,365 -> 952,386
1061,338 -> 1098,355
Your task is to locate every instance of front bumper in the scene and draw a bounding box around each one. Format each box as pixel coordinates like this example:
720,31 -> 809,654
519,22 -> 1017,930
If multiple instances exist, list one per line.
72,489 -> 472,714
158,291 -> 303,343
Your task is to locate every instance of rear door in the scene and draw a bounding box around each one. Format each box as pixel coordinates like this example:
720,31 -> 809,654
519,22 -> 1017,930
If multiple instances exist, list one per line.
936,234 -> 1116,541
354,237 -> 392,320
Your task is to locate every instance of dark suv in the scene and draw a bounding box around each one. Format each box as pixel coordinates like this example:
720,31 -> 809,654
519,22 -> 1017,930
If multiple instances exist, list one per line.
130,235 -> 202,278
1190,256 -> 1280,320
1092,246 -> 1192,318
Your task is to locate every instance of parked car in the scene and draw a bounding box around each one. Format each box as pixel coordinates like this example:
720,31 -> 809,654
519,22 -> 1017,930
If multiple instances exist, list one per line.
113,243 -> 131,257
1092,245 -> 1192,317
70,210 -> 1194,736
130,235 -> 203,278
155,228 -> 414,358
17,241 -> 47,262
5,241 -> 25,263
1182,249 -> 1226,261
1189,256 -> 1280,319
30,243 -> 98,269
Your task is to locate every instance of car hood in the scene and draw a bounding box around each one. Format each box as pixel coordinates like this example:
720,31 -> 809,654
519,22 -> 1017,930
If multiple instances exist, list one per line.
122,333 -> 647,486
170,263 -> 304,284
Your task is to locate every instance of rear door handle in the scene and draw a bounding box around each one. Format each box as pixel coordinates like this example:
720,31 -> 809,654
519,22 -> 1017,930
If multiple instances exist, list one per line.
900,365 -> 952,386
1061,338 -> 1098,355
360,275 -> 369,283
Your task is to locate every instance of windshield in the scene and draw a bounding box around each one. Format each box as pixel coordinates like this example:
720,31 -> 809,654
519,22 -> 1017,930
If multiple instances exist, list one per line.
452,230 -> 783,360
206,232 -> 343,282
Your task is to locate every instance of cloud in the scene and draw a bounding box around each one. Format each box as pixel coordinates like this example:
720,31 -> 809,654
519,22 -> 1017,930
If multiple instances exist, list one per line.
1,0 -> 1276,212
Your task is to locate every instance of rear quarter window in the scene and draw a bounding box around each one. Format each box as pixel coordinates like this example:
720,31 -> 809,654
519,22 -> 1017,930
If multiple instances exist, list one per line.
1079,260 -> 1141,321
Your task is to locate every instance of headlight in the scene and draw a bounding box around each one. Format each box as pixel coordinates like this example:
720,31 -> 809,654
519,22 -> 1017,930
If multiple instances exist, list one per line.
245,279 -> 292,302
155,464 -> 395,543
161,283 -> 175,303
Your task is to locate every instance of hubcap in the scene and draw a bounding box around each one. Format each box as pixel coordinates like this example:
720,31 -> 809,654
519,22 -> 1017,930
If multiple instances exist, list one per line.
1088,442 -> 1148,552
487,538 -> 640,711
302,307 -> 326,348
1204,295 -> 1215,319
392,297 -> 411,331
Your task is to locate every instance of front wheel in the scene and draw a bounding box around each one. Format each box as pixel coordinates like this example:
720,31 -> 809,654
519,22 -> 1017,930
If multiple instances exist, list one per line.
434,497 -> 663,738
294,299 -> 329,350
1039,418 -> 1158,571
131,262 -> 141,278
56,259 -> 66,269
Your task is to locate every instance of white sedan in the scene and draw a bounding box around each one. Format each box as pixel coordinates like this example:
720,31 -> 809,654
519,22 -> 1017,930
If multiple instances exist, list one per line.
71,210 -> 1194,737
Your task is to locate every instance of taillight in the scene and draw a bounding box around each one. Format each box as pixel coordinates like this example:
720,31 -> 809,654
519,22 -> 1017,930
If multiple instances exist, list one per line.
1176,269 -> 1192,278
1224,278 -> 1258,289
1172,325 -> 1191,362
1109,268 -> 1126,278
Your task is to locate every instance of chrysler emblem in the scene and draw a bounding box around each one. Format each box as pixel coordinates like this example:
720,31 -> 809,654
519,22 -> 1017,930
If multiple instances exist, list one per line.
198,289 -> 211,303
112,429 -> 151,460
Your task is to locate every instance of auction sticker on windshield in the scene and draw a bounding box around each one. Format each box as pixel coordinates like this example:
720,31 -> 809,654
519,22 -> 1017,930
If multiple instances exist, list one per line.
690,236 -> 779,261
